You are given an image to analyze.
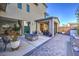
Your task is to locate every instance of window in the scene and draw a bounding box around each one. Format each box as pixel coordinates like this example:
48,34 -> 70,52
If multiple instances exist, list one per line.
17,3 -> 22,9
26,4 -> 30,12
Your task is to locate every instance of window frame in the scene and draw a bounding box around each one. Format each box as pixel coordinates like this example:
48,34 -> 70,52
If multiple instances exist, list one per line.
26,4 -> 30,12
17,3 -> 22,9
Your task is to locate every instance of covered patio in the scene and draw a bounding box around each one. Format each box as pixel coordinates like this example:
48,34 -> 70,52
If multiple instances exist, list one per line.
0,16 -> 23,53
35,17 -> 60,37
0,16 -> 52,56
0,16 -> 24,35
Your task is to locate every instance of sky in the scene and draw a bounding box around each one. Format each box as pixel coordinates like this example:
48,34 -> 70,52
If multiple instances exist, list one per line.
47,3 -> 79,26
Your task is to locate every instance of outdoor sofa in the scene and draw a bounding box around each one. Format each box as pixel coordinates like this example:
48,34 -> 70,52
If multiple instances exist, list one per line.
25,32 -> 38,41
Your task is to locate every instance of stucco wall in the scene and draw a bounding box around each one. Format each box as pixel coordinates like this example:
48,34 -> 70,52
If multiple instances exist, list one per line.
0,3 -> 46,34
0,4 -> 19,20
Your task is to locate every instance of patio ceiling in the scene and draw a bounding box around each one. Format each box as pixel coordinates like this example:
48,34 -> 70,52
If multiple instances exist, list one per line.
0,16 -> 19,25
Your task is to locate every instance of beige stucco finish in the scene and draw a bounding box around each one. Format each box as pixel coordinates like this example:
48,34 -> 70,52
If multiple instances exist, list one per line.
0,3 -> 46,34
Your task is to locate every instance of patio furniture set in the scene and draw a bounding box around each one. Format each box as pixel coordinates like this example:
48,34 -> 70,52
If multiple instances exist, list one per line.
42,30 -> 52,37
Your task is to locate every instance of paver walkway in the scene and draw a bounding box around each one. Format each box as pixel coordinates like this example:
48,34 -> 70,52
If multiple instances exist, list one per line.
29,34 -> 70,56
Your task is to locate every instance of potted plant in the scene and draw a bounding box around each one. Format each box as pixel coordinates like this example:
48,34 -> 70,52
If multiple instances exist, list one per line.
10,31 -> 20,51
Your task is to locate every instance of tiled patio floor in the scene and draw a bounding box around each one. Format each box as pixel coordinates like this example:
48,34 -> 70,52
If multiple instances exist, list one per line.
29,34 -> 70,56
0,35 -> 51,56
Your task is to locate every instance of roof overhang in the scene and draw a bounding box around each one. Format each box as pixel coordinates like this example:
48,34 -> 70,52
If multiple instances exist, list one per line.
53,17 -> 60,24
35,17 -> 53,22
35,17 -> 60,24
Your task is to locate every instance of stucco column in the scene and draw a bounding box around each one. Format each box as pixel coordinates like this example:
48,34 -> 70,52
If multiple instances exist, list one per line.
30,21 -> 32,34
37,23 -> 41,33
36,22 -> 40,34
49,19 -> 54,37
36,22 -> 37,32
20,20 -> 24,35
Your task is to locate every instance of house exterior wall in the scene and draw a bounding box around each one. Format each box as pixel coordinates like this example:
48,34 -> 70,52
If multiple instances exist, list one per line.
0,3 -> 46,20
0,3 -> 46,34
0,4 -> 19,20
